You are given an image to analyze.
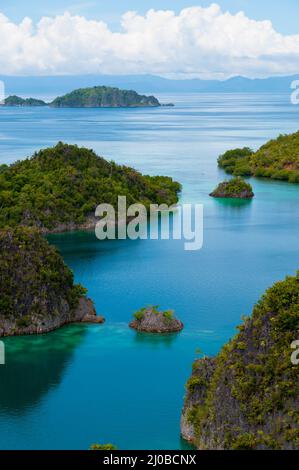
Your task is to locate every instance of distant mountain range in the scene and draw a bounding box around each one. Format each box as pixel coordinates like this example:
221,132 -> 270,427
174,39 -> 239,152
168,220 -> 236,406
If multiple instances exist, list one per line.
0,74 -> 298,97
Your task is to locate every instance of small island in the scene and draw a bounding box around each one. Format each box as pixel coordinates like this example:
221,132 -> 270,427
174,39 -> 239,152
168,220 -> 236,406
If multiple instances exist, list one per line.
129,306 -> 183,333
0,227 -> 104,337
3,95 -> 47,107
209,177 -> 254,199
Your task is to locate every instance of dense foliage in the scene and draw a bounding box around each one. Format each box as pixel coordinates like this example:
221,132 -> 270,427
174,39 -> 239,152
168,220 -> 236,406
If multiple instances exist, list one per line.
90,443 -> 117,450
0,142 -> 181,231
184,272 -> 299,449
0,227 -> 86,320
50,86 -> 160,108
210,177 -> 254,198
218,131 -> 299,182
4,95 -> 46,106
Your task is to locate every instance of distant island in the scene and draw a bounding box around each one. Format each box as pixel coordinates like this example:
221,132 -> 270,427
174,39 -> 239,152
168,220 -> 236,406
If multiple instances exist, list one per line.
0,142 -> 181,232
0,227 -> 104,337
181,271 -> 299,449
4,95 -> 47,107
218,131 -> 299,183
210,177 -> 254,199
129,306 -> 184,333
2,86 -> 174,108
50,86 -> 161,108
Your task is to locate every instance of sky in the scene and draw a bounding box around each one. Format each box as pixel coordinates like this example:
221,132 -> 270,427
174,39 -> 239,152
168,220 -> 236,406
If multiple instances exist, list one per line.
0,1 -> 299,78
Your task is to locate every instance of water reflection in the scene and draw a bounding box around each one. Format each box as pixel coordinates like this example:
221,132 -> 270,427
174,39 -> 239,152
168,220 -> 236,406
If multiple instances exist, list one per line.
0,325 -> 87,415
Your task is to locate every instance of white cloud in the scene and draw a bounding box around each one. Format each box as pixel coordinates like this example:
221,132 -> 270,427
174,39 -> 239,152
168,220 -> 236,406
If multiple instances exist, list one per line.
0,4 -> 299,78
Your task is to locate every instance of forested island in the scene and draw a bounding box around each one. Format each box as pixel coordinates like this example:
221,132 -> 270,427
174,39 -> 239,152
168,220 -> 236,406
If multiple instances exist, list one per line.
4,95 -> 47,106
181,272 -> 299,449
210,177 -> 254,199
218,131 -> 299,183
0,227 -> 104,337
50,86 -> 161,108
2,86 -> 167,108
0,142 -> 181,232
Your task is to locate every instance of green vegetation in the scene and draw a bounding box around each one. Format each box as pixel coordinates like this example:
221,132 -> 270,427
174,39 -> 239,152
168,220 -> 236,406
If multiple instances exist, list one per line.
133,305 -> 159,321
4,95 -> 47,107
0,142 -> 181,231
50,86 -> 160,108
90,443 -> 117,450
210,177 -> 254,198
183,272 -> 299,449
0,227 -> 86,321
218,131 -> 299,182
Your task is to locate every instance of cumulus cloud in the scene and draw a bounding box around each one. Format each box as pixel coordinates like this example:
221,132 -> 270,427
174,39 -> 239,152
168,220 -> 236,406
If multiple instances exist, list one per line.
0,3 -> 299,78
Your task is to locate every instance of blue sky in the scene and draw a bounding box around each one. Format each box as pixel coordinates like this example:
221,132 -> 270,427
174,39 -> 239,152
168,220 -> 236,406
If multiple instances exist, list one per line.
1,0 -> 298,35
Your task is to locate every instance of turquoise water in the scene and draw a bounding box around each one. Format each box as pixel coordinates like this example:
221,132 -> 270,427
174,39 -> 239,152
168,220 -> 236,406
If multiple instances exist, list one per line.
0,93 -> 299,449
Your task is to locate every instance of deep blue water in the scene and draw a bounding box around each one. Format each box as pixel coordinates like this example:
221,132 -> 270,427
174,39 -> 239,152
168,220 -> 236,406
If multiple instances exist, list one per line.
0,93 -> 299,449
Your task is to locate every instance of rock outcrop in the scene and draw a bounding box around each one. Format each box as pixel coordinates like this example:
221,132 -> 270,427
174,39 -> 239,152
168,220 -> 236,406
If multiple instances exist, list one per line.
129,306 -> 183,333
0,227 -> 104,337
181,272 -> 299,450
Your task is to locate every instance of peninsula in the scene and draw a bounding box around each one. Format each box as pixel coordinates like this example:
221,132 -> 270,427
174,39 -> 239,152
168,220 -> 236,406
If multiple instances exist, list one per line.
218,131 -> 299,183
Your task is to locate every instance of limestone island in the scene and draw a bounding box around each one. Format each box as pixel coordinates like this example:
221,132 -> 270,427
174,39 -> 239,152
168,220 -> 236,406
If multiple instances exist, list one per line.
218,130 -> 299,183
0,227 -> 104,337
0,142 -> 181,233
129,306 -> 183,333
210,177 -> 254,199
181,271 -> 299,450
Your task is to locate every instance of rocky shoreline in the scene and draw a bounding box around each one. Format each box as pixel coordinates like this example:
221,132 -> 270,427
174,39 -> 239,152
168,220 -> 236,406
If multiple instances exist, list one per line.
0,297 -> 104,337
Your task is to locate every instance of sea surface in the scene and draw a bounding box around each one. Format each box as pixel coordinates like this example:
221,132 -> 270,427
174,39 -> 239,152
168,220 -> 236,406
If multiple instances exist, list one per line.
0,93 -> 299,449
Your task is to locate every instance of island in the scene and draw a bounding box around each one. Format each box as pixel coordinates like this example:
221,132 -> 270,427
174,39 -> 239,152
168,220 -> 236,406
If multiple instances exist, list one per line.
0,142 -> 181,232
1,86 -> 174,108
181,272 -> 299,450
218,130 -> 299,183
3,95 -> 47,107
0,227 -> 104,337
50,86 -> 161,108
209,177 -> 254,199
129,306 -> 183,333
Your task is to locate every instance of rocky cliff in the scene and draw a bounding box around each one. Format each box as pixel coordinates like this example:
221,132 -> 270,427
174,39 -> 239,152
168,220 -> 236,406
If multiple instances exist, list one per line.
181,272 -> 299,449
0,227 -> 104,337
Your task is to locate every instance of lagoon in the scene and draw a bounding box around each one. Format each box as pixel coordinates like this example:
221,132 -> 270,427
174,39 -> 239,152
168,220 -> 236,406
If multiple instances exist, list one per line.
0,93 -> 299,449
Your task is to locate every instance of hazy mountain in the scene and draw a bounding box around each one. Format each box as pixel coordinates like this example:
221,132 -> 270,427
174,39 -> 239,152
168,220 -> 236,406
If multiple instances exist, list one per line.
0,74 -> 298,98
